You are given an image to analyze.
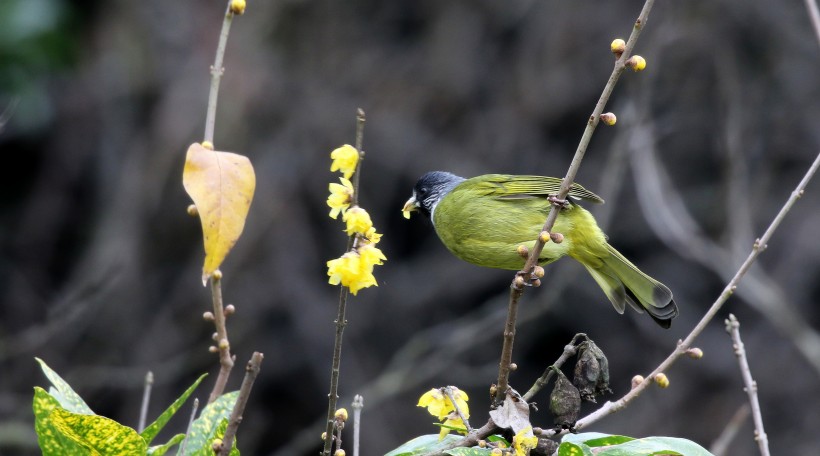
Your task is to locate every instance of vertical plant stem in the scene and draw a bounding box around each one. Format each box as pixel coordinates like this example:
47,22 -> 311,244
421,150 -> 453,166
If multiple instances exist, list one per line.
352,395 -> 363,456
208,275 -> 235,404
494,0 -> 656,405
204,3 -> 236,144
805,0 -> 820,48
219,352 -> 265,456
725,315 -> 770,456
138,371 -> 154,432
177,398 -> 199,456
323,110 -> 367,456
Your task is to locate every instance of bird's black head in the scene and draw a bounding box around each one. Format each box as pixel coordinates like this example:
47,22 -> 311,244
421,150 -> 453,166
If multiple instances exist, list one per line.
404,171 -> 466,218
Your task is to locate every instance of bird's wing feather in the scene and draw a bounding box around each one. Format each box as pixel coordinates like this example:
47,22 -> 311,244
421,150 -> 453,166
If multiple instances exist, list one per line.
468,175 -> 604,204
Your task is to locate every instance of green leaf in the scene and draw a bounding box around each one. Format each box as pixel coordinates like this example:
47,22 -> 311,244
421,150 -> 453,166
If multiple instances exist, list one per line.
557,441 -> 594,456
559,433 -> 713,456
35,358 -> 94,414
50,407 -> 147,454
148,434 -> 186,455
444,447 -> 494,455
591,436 -> 714,456
141,373 -> 207,444
562,432 -> 635,447
385,434 -> 463,456
180,391 -> 239,455
34,387 -> 87,455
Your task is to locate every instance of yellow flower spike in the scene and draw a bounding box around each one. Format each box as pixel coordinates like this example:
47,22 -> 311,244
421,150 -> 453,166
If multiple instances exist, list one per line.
343,206 -> 374,236
229,0 -> 246,15
627,55 -> 647,72
327,177 -> 354,219
512,427 -> 538,456
330,144 -> 360,180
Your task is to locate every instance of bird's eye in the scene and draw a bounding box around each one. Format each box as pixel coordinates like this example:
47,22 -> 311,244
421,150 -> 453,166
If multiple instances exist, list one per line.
420,187 -> 428,194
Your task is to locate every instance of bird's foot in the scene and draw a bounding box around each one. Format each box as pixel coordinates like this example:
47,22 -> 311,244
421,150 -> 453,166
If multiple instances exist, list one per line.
547,195 -> 570,209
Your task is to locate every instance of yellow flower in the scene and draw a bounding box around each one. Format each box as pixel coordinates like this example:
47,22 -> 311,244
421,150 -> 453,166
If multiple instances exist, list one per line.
330,144 -> 359,179
417,387 -> 469,421
364,228 -> 382,245
438,415 -> 466,440
327,251 -> 378,295
358,243 -> 386,269
512,427 -> 538,456
343,206 -> 373,236
327,177 -> 354,219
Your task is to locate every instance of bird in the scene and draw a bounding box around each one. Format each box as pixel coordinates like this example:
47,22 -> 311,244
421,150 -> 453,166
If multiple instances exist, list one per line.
402,171 -> 678,328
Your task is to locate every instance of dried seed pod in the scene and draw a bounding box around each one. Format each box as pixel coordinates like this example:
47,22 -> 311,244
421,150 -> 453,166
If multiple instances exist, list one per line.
549,367 -> 581,430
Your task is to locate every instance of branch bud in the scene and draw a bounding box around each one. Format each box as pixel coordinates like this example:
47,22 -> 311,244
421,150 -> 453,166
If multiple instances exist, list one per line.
550,232 -> 564,244
631,375 -> 644,389
509,362 -> 518,371
218,338 -> 230,350
686,347 -> 704,359
212,269 -> 223,280
335,408 -> 349,422
334,450 -> 346,456
533,266 -> 545,278
626,55 -> 647,72
610,38 -> 626,55
513,276 -> 526,289
531,278 -> 542,287
539,231 -> 551,243
653,372 -> 670,388
517,244 -> 529,258
224,304 -> 236,316
212,438 -> 223,452
187,204 -> 199,217
203,311 -> 215,321
209,345 -> 218,353
600,112 -> 617,126
229,0 -> 246,15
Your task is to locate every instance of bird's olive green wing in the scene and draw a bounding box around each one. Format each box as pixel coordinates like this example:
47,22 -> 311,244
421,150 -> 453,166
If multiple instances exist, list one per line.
466,174 -> 604,204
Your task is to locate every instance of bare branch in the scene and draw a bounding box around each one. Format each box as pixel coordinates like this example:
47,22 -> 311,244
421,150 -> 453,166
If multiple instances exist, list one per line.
725,315 -> 770,456
219,352 -> 264,456
138,371 -> 154,432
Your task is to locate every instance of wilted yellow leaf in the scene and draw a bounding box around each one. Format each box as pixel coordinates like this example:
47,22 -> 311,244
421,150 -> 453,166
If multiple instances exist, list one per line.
183,143 -> 256,285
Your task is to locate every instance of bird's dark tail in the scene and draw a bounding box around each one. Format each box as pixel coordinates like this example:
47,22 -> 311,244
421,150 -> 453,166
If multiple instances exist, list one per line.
582,244 -> 678,328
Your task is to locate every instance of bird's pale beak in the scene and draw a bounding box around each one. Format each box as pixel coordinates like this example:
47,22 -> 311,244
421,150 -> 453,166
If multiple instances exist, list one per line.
402,196 -> 418,219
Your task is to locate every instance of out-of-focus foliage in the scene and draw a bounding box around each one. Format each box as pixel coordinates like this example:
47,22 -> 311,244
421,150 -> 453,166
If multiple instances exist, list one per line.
1,0 -> 820,455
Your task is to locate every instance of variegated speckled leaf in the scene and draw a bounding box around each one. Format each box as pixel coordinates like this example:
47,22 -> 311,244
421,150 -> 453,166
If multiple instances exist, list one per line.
181,391 -> 239,455
141,373 -> 207,444
33,387 -> 87,455
35,358 -> 93,414
50,407 -> 147,454
148,433 -> 186,455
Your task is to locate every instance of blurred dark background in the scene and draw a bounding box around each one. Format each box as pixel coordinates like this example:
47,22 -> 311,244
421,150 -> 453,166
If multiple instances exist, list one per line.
2,0 -> 820,454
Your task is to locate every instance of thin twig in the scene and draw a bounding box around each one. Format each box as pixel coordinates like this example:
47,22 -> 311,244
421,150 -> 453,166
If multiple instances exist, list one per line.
494,0 -> 657,405
138,371 -> 154,432
522,334 -> 586,402
204,2 -> 237,144
545,150 -> 820,437
444,386 -> 472,433
709,404 -> 751,456
804,0 -> 820,49
208,275 -> 235,404
725,315 -> 770,456
177,398 -> 200,456
219,352 -> 264,456
323,110 -> 367,456
352,395 -> 363,456
0,97 -> 19,134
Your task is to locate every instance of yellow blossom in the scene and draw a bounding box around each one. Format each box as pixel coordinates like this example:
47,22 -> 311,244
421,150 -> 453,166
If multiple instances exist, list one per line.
417,387 -> 469,421
364,228 -> 382,244
327,251 -> 378,295
330,144 -> 359,179
343,206 -> 373,236
327,177 -> 354,219
512,427 -> 538,456
438,415 -> 466,440
358,243 -> 386,269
